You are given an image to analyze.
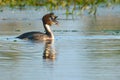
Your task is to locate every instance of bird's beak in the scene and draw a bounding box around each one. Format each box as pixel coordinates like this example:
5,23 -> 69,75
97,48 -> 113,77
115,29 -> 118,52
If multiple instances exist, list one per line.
54,16 -> 59,26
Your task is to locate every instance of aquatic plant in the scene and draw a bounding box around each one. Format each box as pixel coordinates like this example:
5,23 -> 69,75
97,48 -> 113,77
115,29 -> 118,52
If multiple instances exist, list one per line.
0,0 -> 119,15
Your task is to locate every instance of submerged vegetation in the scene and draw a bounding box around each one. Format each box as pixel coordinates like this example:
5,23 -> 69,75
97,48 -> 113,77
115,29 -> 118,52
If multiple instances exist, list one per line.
0,0 -> 120,15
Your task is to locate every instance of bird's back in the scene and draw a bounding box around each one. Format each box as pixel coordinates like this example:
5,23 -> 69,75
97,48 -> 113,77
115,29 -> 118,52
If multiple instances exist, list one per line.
16,31 -> 46,40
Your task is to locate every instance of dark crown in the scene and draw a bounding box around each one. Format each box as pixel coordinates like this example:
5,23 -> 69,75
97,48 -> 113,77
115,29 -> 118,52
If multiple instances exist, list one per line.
42,13 -> 58,26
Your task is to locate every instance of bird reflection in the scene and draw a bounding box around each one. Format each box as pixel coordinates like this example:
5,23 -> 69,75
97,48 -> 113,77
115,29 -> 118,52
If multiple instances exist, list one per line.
43,40 -> 56,60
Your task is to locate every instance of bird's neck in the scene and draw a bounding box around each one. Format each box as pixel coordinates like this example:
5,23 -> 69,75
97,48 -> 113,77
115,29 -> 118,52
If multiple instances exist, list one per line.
44,24 -> 54,39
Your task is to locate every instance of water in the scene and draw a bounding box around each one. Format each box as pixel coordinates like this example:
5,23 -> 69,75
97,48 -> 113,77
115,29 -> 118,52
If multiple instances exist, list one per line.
0,5 -> 120,80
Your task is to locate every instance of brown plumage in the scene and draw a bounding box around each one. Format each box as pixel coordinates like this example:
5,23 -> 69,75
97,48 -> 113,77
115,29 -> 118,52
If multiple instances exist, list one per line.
17,13 -> 58,41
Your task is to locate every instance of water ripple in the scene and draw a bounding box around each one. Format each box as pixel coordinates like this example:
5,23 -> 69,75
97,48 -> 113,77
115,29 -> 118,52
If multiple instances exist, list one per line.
56,35 -> 120,40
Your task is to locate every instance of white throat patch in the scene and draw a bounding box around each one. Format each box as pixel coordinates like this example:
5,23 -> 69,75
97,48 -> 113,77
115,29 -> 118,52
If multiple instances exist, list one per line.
45,24 -> 54,39
45,24 -> 51,32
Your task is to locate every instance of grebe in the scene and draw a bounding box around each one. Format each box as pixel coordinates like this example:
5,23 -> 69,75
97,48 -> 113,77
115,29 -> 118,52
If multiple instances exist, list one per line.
17,13 -> 58,41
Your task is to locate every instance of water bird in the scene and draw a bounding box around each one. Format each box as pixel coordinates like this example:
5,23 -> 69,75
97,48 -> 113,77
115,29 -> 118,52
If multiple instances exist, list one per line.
17,13 -> 58,41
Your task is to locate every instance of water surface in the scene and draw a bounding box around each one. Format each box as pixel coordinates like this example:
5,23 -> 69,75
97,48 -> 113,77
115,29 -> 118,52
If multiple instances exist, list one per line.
0,5 -> 120,80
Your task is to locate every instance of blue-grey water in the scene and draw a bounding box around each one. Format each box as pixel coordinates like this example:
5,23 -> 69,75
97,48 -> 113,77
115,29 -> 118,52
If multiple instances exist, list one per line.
0,5 -> 120,80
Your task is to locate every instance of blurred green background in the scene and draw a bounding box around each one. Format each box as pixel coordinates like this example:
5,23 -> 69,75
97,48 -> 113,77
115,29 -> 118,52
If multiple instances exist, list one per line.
0,0 -> 119,8
0,0 -> 120,15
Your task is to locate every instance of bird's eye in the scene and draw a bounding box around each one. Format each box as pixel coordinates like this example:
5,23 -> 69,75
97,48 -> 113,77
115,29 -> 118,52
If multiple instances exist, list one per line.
51,16 -> 55,19
50,16 -> 55,21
